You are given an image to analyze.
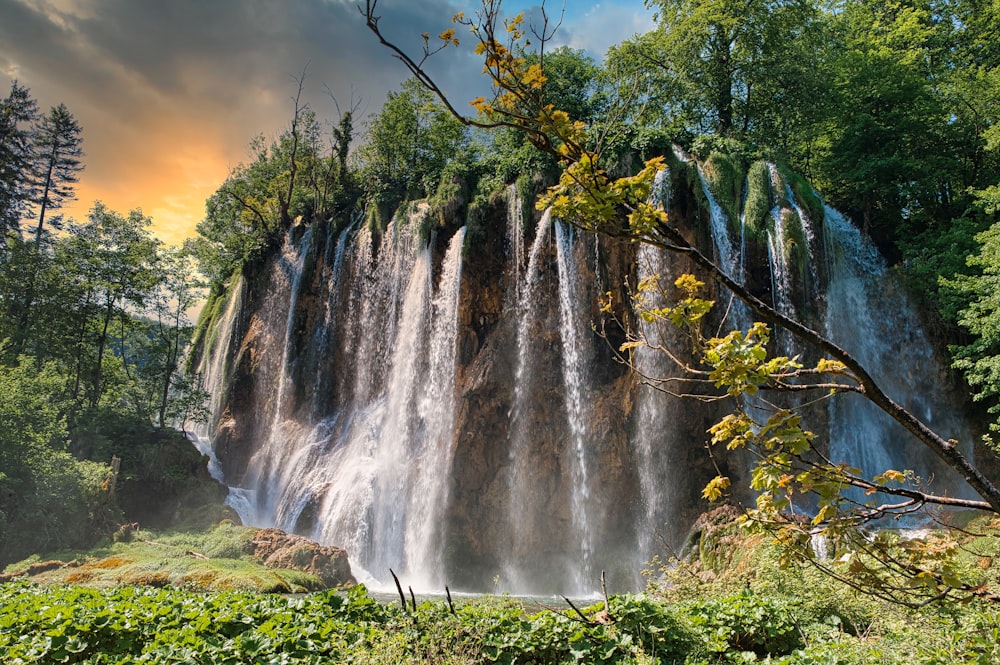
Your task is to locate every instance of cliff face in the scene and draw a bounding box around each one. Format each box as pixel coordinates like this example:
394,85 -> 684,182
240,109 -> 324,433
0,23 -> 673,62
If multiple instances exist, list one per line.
195,156 -> 975,595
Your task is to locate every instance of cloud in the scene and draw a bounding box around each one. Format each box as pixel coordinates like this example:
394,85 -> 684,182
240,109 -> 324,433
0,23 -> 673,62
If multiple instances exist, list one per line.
0,0 -> 652,243
556,2 -> 655,57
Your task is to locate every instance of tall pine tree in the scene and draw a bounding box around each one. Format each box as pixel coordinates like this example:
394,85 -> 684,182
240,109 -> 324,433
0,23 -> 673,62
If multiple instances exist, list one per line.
0,81 -> 38,249
30,103 -> 83,245
14,103 -> 84,353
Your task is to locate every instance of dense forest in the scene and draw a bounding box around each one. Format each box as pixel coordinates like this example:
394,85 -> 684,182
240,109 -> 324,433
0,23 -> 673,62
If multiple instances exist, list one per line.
0,83 -> 212,563
2,0 -> 1000,588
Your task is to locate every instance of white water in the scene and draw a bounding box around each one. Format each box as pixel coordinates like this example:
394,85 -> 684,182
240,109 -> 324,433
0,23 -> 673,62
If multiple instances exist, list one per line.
554,220 -> 594,589
822,206 -> 972,497
235,226 -> 317,527
504,209 -> 554,591
199,162 -> 976,596
407,227 -> 467,586
697,168 -> 751,329
633,168 -> 685,567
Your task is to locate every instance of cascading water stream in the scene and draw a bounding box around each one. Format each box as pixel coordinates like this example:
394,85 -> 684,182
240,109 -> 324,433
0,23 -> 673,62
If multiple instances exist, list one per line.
504,209 -> 555,591
822,205 -> 973,499
507,185 -> 526,279
554,220 -> 595,589
696,168 -> 751,329
235,225 -> 317,527
199,155 -> 978,596
406,227 -> 467,587
364,245 -> 433,580
310,222 -> 353,420
766,202 -> 794,317
632,168 -> 685,569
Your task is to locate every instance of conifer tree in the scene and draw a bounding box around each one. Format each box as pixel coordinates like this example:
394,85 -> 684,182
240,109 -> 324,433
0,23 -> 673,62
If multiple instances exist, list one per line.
30,103 -> 83,245
0,81 -> 38,248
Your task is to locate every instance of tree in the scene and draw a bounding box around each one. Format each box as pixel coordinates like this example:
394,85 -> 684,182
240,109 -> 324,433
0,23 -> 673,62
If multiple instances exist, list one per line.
362,0 -> 1000,604
0,81 -> 38,248
142,247 -> 205,429
634,0 -> 824,141
65,204 -> 161,409
29,103 -> 83,245
947,221 -> 1000,442
14,103 -> 84,352
359,78 -> 468,222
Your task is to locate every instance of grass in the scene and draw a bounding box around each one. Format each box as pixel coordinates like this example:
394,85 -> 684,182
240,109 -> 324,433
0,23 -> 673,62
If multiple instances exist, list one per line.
2,521 -> 327,593
4,512 -> 1000,663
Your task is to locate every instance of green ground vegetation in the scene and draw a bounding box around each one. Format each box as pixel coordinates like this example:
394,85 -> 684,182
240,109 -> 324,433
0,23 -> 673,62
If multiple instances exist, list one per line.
2,521 -> 325,594
3,515 -> 1000,664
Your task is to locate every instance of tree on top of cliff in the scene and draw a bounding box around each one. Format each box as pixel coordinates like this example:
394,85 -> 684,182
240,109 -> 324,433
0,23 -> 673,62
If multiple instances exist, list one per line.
362,0 -> 1000,607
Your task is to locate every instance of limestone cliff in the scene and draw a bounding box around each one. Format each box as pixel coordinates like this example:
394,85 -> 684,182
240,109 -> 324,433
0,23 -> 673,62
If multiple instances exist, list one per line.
193,154 -> 975,595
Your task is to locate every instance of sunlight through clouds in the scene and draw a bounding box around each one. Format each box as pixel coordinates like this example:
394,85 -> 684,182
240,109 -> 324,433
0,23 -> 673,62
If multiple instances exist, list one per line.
0,0 -> 655,244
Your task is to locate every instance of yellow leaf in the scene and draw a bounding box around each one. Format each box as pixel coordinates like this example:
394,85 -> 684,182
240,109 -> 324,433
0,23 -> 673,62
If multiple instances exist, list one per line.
702,475 -> 731,501
674,274 -> 704,294
816,358 -> 848,374
874,469 -> 906,485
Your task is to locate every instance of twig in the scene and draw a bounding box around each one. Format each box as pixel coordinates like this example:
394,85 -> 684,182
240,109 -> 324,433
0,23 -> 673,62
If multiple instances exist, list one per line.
601,570 -> 612,622
561,596 -> 594,625
446,585 -> 456,615
389,568 -> 407,613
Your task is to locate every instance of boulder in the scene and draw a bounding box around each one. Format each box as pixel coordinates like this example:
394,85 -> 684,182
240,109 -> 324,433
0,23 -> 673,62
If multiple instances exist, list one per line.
245,528 -> 355,588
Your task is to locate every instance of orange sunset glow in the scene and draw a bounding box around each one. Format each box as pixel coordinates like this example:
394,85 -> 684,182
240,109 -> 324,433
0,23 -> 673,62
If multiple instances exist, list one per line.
2,0 -> 652,246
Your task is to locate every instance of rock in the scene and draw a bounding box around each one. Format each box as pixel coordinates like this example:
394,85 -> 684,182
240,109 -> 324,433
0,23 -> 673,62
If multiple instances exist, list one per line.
245,528 -> 355,588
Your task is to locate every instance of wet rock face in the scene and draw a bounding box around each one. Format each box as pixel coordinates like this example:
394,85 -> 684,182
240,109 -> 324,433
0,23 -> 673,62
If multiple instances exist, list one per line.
198,159 -> 978,595
246,528 -> 355,588
201,180 -> 741,594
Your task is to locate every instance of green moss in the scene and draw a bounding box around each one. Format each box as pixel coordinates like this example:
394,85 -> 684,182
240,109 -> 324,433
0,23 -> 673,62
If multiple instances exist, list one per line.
743,160 -> 773,242
188,284 -> 225,368
463,188 -> 505,260
189,270 -> 243,374
702,151 -> 745,229
4,523 -> 328,592
779,164 -> 825,228
776,208 -> 812,286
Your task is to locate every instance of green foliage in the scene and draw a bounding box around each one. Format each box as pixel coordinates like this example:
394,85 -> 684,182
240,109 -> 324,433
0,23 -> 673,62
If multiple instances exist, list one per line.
0,357 -> 120,562
685,590 -> 802,657
360,79 -> 469,228
639,0 -> 825,140
6,571 -> 1000,664
948,221 -> 1000,441
742,160 -> 772,241
0,199 -> 212,563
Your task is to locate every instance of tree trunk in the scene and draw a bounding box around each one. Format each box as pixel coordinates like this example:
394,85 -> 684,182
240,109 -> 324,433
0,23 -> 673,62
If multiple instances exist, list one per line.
91,297 -> 114,408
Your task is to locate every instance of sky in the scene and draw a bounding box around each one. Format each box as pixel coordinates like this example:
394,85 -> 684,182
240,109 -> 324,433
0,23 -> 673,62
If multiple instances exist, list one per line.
0,0 -> 655,246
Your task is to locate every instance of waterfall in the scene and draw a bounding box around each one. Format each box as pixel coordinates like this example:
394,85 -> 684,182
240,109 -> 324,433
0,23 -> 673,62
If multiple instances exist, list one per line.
555,221 -> 595,589
696,168 -> 750,329
822,206 -> 973,497
200,274 -> 245,422
632,168 -> 683,570
406,227 -> 467,587
310,223 -> 352,420
232,225 -> 318,528
504,209 -> 554,592
199,158 -> 977,596
507,185 -> 526,277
